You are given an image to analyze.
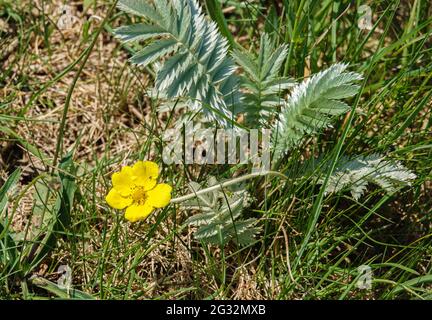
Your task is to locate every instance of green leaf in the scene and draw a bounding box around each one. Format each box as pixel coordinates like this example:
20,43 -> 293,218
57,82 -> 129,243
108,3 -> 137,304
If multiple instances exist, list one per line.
233,34 -> 291,126
322,84 -> 361,99
130,39 -> 178,67
0,168 -> 21,215
115,0 -> 240,127
0,219 -> 18,275
115,24 -> 168,42
204,0 -> 236,48
319,154 -> 416,199
390,275 -> 432,296
0,126 -> 49,163
182,176 -> 258,246
272,63 -> 362,157
31,276 -> 95,300
232,49 -> 259,82
0,169 -> 21,274
117,0 -> 162,22
27,153 -> 77,268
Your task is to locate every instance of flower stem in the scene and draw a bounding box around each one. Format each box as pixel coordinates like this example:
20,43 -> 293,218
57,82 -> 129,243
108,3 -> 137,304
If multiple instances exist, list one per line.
170,171 -> 287,204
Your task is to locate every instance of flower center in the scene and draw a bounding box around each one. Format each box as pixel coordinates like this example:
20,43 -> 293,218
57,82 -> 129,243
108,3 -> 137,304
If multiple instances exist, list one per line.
131,187 -> 147,204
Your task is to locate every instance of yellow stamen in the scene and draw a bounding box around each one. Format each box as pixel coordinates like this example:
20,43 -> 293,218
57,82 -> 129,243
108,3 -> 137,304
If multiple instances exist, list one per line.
131,187 -> 147,204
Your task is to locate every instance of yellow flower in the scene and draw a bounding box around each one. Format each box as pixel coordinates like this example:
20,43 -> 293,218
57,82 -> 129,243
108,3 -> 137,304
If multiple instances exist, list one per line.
105,161 -> 172,222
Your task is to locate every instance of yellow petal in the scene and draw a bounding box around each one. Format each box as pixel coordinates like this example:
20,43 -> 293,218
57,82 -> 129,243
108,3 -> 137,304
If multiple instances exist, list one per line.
105,188 -> 133,209
112,166 -> 134,196
124,203 -> 154,222
147,183 -> 172,208
132,161 -> 159,190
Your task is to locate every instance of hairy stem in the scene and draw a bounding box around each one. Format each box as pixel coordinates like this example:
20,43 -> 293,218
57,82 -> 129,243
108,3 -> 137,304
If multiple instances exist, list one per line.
170,171 -> 287,204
